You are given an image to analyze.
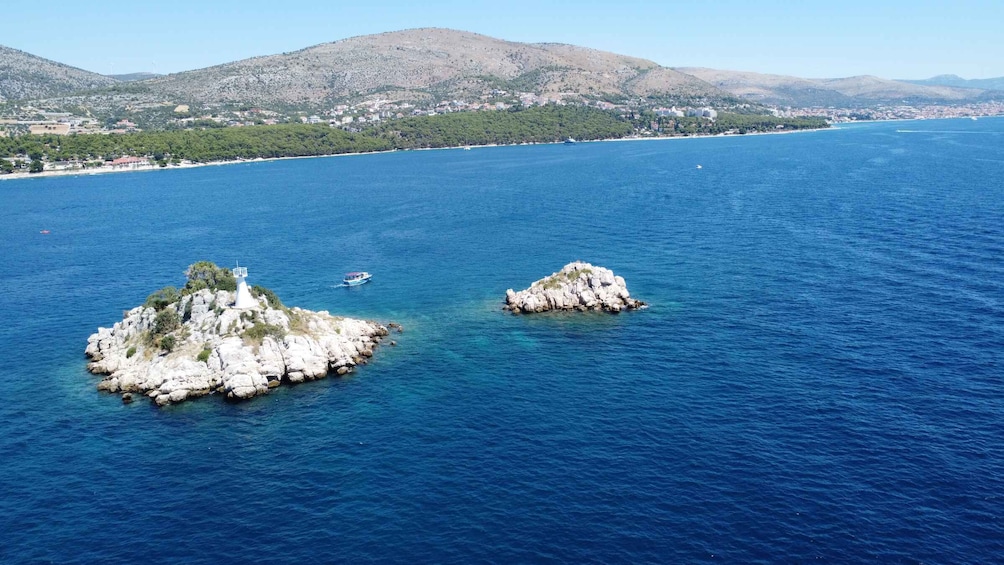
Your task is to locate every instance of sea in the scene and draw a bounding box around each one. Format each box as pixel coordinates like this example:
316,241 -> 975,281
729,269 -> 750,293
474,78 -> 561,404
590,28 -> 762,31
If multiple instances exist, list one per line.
0,118 -> 1001,564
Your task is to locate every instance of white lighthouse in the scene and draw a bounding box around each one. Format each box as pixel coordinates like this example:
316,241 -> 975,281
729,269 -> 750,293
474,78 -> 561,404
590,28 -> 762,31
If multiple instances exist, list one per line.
233,263 -> 256,309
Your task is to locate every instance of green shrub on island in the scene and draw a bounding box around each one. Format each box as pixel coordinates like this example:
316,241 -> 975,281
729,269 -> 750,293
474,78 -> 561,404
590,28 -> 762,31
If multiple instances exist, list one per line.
196,347 -> 211,363
542,266 -> 593,290
160,334 -> 176,353
288,310 -> 305,333
152,308 -> 180,336
251,285 -> 283,309
144,286 -> 180,311
126,346 -> 137,359
241,321 -> 286,344
185,261 -> 236,292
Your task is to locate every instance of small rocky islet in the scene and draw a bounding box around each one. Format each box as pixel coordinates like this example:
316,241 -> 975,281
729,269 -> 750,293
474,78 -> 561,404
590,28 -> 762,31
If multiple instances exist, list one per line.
85,260 -> 642,406
85,262 -> 393,406
504,261 -> 646,314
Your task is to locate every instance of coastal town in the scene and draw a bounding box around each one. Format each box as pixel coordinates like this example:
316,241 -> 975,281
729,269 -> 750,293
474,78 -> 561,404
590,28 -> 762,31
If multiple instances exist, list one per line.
777,100 -> 1004,122
1,92 -> 1000,178
3,91 -> 1001,141
1,89 -> 731,138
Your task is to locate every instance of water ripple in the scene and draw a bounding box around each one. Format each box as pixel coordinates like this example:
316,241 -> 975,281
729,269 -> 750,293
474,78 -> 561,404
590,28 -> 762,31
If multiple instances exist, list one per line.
1,118 -> 1003,563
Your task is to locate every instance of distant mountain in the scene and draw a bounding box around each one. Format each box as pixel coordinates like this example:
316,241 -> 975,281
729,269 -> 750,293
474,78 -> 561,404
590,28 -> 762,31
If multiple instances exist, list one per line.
673,68 -> 855,107
677,68 -> 993,107
816,75 -> 981,101
0,45 -> 118,102
142,28 -> 736,107
5,30 -> 999,117
108,72 -> 162,82
902,74 -> 1004,91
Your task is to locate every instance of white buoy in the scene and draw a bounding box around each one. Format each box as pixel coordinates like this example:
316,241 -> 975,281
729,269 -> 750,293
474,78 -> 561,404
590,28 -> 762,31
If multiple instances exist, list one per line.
233,263 -> 256,309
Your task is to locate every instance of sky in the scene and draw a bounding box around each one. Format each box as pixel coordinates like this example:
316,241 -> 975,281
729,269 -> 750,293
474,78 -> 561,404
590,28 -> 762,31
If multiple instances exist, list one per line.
3,0 -> 1002,79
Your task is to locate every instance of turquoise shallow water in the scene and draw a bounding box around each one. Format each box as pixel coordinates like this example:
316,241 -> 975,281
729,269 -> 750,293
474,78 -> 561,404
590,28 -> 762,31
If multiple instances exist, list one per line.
1,119 -> 1002,563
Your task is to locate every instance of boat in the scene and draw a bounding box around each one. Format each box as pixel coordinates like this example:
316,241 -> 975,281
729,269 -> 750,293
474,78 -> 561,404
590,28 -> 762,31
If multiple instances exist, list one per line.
343,272 -> 372,286
971,116 -> 978,121
696,165 -> 703,169
564,137 -> 576,144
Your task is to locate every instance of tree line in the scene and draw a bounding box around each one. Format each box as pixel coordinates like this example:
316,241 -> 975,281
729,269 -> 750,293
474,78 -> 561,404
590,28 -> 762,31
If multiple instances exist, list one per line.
0,106 -> 827,171
632,111 -> 828,135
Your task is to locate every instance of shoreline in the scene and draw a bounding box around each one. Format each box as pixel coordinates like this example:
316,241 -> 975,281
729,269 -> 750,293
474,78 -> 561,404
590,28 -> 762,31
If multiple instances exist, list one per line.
0,119 -> 924,183
2,114 -> 1000,184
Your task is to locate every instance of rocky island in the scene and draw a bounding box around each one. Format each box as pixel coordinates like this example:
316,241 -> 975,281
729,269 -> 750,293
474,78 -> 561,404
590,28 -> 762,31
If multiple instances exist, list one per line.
504,262 -> 646,314
85,262 -> 391,406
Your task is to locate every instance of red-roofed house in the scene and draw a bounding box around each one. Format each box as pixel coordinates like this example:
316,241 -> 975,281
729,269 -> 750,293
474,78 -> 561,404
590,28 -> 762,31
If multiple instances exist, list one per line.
110,156 -> 147,167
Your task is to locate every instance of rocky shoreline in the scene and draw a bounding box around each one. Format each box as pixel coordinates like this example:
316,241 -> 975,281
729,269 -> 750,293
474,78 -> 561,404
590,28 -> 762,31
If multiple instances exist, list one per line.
86,282 -> 391,406
505,262 -> 646,314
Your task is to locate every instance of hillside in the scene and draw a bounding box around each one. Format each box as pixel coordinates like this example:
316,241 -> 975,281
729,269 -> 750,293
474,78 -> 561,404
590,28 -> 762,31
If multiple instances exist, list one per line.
673,68 -> 855,107
0,45 -> 118,102
677,67 -> 992,107
5,29 -> 998,128
903,74 -> 1004,91
817,75 -> 982,101
141,28 -> 735,107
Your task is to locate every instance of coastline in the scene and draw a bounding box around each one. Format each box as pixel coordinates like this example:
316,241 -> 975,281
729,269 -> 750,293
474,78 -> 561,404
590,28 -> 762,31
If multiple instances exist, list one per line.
0,122 -> 848,183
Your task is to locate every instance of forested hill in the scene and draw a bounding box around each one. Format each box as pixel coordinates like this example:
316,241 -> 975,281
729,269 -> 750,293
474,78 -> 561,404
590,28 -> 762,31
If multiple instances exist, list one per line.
0,45 -> 118,102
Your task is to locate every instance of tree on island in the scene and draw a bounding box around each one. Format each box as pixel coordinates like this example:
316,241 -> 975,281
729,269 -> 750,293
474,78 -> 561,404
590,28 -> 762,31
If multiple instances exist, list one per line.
184,261 -> 237,292
28,160 -> 44,173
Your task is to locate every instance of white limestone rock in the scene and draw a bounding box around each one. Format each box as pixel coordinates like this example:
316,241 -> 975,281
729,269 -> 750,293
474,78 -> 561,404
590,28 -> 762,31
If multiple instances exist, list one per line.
504,261 -> 646,314
85,287 -> 390,406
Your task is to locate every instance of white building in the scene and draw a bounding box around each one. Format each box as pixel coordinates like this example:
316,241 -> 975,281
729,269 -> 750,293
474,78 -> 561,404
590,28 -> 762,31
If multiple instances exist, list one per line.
232,265 -> 256,309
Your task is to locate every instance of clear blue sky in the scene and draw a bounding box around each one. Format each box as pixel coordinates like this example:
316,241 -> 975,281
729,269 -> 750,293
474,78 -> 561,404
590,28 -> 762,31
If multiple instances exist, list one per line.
4,0 -> 1002,79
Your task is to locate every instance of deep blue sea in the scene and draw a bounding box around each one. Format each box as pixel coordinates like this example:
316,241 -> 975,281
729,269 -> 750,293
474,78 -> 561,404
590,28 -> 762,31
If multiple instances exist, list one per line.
1,118 -> 1002,563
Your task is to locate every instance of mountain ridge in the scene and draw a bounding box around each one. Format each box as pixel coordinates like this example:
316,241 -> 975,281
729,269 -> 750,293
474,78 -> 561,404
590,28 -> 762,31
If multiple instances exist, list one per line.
0,45 -> 119,102
902,74 -> 1004,91
676,67 -> 996,107
2,29 -> 1001,113
138,28 -> 736,107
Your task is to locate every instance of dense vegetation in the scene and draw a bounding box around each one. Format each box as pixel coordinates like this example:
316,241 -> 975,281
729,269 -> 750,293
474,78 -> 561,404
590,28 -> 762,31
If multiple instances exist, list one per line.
184,261 -> 237,293
0,105 -> 827,168
632,111 -> 829,135
373,105 -> 634,148
0,124 -> 391,164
